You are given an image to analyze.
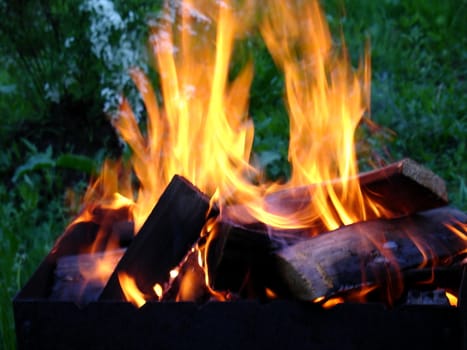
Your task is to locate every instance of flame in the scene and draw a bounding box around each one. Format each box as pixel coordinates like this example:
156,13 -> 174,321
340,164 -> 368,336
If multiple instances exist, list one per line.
81,0 -> 378,237
112,0 -> 258,231
322,297 -> 344,309
67,0 -> 409,305
257,0 -> 375,231
153,283 -> 163,299
118,272 -> 147,308
445,291 -> 458,307
445,221 -> 467,243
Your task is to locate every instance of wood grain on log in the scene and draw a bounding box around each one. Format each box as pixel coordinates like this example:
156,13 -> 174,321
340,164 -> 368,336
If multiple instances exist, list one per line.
274,207 -> 467,302
99,175 -> 212,301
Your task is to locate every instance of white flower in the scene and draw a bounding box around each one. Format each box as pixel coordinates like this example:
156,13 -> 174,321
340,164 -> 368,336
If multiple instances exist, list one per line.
80,0 -> 149,116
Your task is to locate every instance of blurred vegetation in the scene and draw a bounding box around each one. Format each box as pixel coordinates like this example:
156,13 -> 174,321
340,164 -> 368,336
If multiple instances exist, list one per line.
1,0 -> 466,348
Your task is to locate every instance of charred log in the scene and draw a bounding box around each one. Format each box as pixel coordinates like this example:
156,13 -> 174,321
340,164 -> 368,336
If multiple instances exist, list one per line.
53,205 -> 133,257
206,220 -> 279,299
100,175 -> 212,301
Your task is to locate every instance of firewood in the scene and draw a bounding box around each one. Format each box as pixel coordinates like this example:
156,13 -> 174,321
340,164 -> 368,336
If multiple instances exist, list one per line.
225,158 -> 448,228
270,158 -> 447,217
99,175 -> 212,301
50,249 -> 126,305
53,205 -> 133,257
206,159 -> 450,295
358,158 -> 447,216
205,220 -> 279,298
274,207 -> 467,302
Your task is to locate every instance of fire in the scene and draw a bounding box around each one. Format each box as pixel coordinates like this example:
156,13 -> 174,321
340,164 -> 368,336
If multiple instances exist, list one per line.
153,283 -> 163,300
445,221 -> 467,244
78,0 -> 378,238
445,291 -> 458,307
118,272 -> 147,308
67,0 -> 429,305
112,0 -> 257,231
258,0 -> 376,231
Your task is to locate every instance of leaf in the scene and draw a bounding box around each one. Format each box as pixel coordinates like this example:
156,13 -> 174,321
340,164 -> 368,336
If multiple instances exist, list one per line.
20,138 -> 38,153
12,153 -> 55,182
55,154 -> 97,175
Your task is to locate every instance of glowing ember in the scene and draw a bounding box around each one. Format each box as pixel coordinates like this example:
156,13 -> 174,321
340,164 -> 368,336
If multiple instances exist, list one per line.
321,297 -> 344,309
153,283 -> 163,299
169,269 -> 179,279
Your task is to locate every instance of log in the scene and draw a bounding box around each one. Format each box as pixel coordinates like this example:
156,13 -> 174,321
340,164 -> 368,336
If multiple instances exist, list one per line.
99,175 -> 212,301
205,221 -> 279,298
225,158 -> 448,229
262,158 -> 448,220
52,205 -> 134,257
206,159 -> 450,295
274,207 -> 467,302
356,158 -> 447,216
50,249 -> 126,305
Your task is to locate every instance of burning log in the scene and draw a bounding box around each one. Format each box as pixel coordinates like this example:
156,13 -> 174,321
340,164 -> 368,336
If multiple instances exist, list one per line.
206,220 -> 278,298
53,206 -> 134,257
274,206 -> 467,302
226,158 -> 448,229
100,175 -> 212,301
207,159 -> 450,296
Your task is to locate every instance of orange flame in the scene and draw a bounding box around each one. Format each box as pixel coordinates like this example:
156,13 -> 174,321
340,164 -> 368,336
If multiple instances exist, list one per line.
118,272 -> 147,308
257,0 -> 375,231
445,221 -> 467,244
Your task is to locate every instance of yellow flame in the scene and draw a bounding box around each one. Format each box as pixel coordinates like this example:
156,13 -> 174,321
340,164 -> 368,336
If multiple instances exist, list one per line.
169,269 -> 180,279
259,0 -> 374,231
445,291 -> 458,307
265,288 -> 278,299
153,283 -> 163,299
110,0 -> 259,231
118,272 -> 147,308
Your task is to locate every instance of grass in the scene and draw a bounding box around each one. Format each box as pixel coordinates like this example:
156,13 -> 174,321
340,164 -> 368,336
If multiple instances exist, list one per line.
0,162 -> 73,348
323,0 -> 467,206
1,0 -> 466,348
